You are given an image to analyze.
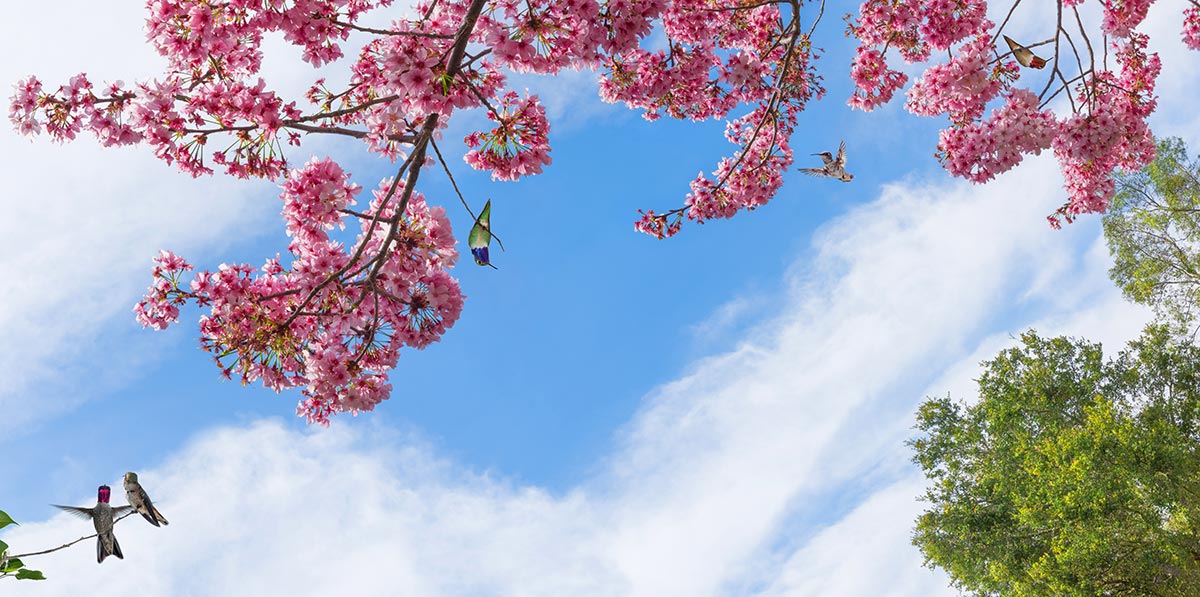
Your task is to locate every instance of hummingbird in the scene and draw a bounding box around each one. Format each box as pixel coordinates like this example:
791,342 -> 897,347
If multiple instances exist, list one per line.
52,485 -> 132,563
799,140 -> 853,182
124,472 -> 169,527
468,199 -> 497,268
1002,35 -> 1048,69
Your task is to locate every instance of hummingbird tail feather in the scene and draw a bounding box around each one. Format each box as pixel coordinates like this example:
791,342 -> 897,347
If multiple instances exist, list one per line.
153,506 -> 169,526
97,535 -> 124,563
141,509 -> 162,527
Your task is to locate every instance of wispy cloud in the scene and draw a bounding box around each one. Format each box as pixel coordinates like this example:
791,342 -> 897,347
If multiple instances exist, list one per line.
3,151 -> 1152,595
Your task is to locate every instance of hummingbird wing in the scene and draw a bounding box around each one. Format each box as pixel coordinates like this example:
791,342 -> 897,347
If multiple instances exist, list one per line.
52,505 -> 95,520
112,505 -> 133,516
798,167 -> 832,177
1003,35 -> 1022,55
835,140 -> 847,168
132,486 -> 165,527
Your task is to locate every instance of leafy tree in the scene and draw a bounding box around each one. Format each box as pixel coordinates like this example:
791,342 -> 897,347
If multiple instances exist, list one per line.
10,1 -> 1199,421
1105,137 -> 1200,329
911,327 -> 1200,596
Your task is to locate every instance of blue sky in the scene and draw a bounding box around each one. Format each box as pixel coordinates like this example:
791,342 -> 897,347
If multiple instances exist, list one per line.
2,1 -> 1199,595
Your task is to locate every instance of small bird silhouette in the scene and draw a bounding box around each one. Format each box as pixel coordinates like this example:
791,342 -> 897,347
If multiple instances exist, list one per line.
1002,35 -> 1048,69
53,485 -> 132,563
124,472 -> 169,527
799,141 -> 853,182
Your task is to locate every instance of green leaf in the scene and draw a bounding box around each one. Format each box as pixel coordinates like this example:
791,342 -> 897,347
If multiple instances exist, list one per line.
0,558 -> 22,573
436,73 -> 452,95
0,539 -> 8,554
15,569 -> 45,580
0,510 -> 16,530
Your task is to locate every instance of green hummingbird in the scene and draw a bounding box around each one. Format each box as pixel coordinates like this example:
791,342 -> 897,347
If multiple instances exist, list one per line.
52,485 -> 132,563
469,199 -> 497,268
124,472 -> 169,527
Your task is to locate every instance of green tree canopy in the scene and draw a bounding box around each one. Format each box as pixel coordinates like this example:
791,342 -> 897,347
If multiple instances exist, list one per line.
1105,137 -> 1200,328
911,327 -> 1200,596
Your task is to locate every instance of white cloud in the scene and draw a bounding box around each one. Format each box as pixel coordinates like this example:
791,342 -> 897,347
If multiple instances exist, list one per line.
0,2 -> 276,431
753,477 -> 955,597
3,150 -> 1158,595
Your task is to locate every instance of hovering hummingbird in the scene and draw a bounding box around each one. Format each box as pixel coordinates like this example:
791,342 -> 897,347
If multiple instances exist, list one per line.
799,140 -> 853,182
124,472 -> 169,527
52,485 -> 132,563
1002,35 -> 1048,69
468,199 -> 497,268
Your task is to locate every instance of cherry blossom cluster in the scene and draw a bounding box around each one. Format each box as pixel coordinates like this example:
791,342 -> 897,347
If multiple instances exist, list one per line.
9,74 -> 140,146
463,91 -> 553,181
683,105 -> 797,228
1101,0 -> 1153,38
1051,33 -> 1159,225
848,0 -> 989,65
936,88 -> 1056,183
848,49 -> 908,111
145,0 -> 396,76
601,0 -> 821,233
847,0 -> 1186,223
12,0 -> 1200,421
1185,6 -> 1200,50
476,0 -> 605,73
848,0 -> 994,119
134,158 -> 462,425
633,209 -> 683,239
906,34 -> 1013,125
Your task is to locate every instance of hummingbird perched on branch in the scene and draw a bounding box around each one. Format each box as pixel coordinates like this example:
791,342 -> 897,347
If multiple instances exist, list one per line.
124,472 -> 169,527
1002,35 -> 1048,69
799,140 -> 853,182
52,485 -> 132,563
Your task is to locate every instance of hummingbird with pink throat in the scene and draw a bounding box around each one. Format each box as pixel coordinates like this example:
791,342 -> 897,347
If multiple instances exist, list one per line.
52,485 -> 132,563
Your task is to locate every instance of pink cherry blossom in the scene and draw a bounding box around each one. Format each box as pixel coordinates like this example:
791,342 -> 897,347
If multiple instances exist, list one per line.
11,0 -> 1193,421
1184,6 -> 1200,50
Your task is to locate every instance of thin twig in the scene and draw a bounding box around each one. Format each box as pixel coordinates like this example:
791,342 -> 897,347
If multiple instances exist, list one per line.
330,18 -> 454,38
430,137 -> 506,250
4,511 -> 136,561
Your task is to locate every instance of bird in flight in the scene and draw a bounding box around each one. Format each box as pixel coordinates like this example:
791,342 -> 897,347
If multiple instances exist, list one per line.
1002,35 -> 1048,69
799,141 -> 853,182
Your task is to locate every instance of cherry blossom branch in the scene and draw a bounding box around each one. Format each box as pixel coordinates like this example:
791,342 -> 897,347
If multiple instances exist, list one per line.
347,1 -> 490,291
277,154 -> 414,331
711,6 -> 801,192
329,18 -> 454,38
